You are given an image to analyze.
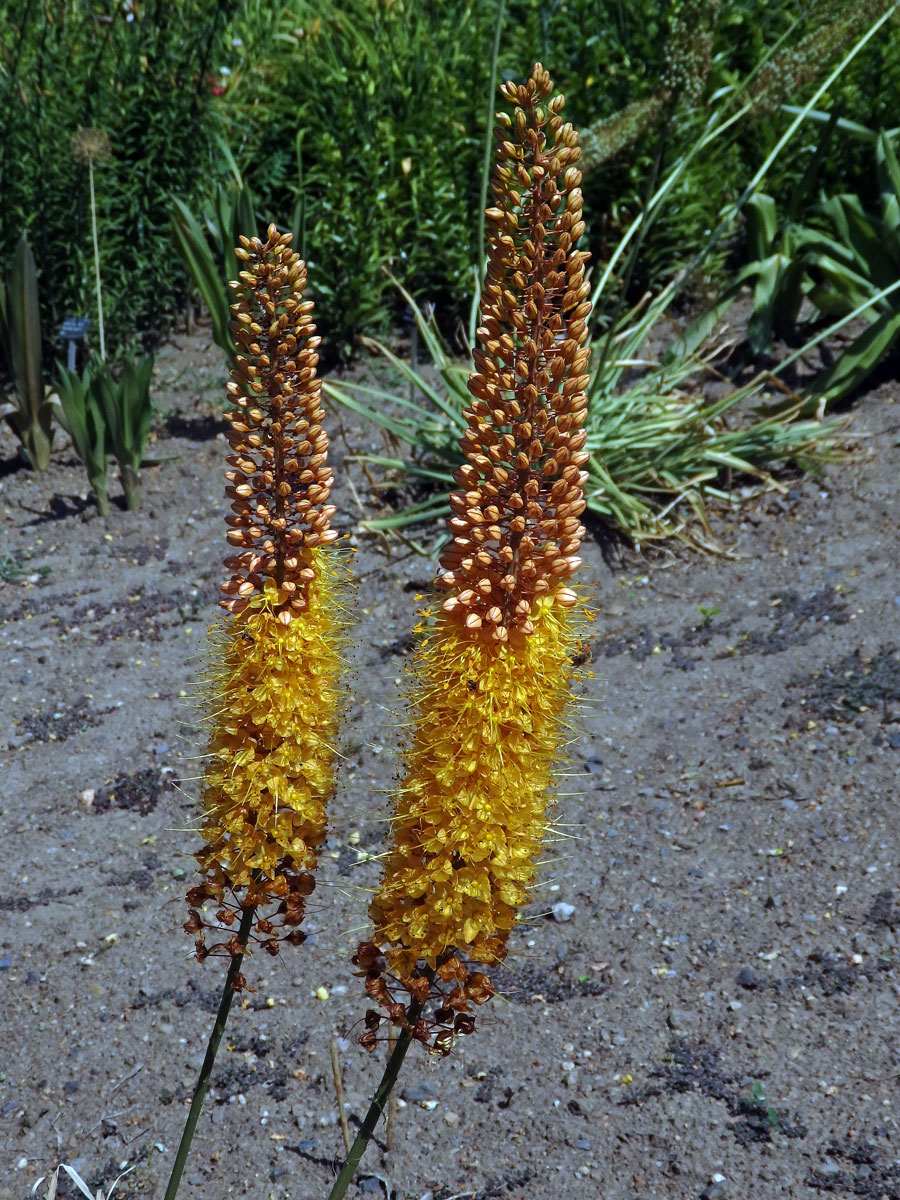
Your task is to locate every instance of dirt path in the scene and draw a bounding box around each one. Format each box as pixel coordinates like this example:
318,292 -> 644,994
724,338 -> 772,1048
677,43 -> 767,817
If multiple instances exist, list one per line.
0,332 -> 897,1200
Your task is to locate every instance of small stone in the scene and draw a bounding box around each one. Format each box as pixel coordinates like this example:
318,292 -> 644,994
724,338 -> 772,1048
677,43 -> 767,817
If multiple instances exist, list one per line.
888,732 -> 900,750
818,1160 -> 841,1178
551,901 -> 575,923
575,1138 -> 591,1151
666,1009 -> 694,1033
401,1082 -> 437,1103
443,1110 -> 459,1126
736,967 -> 758,989
700,1178 -> 727,1200
700,1186 -> 725,1199
358,1175 -> 382,1192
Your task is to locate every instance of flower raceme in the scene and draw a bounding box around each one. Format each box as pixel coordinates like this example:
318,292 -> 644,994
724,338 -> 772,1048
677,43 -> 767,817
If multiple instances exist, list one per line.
357,64 -> 592,1053
185,226 -> 346,974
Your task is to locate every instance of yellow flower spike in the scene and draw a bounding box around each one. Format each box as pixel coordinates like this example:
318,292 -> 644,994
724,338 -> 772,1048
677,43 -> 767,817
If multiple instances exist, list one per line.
187,225 -> 348,972
356,64 -> 591,1055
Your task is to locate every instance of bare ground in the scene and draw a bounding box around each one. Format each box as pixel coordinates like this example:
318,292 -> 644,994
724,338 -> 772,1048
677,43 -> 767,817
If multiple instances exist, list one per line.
0,330 -> 898,1200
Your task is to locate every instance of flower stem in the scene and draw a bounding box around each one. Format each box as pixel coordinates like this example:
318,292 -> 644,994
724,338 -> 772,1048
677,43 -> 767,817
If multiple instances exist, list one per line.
326,999 -> 423,1200
163,903 -> 255,1200
88,158 -> 105,362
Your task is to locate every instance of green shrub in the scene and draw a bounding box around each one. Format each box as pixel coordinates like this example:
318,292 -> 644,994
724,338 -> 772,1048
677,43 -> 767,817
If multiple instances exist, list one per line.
0,0 -> 238,359
742,131 -> 900,405
218,0 -> 502,357
208,0 -> 899,353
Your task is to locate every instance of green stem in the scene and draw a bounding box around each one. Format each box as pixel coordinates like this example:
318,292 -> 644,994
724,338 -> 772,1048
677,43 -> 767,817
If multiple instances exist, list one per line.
326,1001 -> 423,1200
121,462 -> 141,511
89,158 -> 105,361
163,903 -> 256,1200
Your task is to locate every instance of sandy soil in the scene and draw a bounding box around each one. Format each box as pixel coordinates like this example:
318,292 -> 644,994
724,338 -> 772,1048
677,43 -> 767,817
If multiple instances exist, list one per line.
0,330 -> 898,1200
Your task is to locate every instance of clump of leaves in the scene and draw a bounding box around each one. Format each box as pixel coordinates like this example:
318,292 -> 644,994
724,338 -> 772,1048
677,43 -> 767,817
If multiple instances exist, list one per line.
325,280 -> 835,551
741,130 -> 900,405
55,354 -> 155,512
0,234 -> 54,469
171,148 -> 257,363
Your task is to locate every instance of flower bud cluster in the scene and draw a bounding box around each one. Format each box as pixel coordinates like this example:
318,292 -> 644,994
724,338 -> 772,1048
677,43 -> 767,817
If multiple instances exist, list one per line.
221,224 -> 337,625
437,64 -> 590,642
352,943 -> 495,1055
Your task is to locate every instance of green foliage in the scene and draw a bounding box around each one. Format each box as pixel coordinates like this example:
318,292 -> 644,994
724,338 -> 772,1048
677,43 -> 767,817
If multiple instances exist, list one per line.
0,0 -> 238,358
208,0 -> 900,352
54,353 -> 155,512
735,193 -> 810,353
323,20 -> 897,549
93,353 -> 155,510
807,134 -> 900,316
5,0 -> 898,367
325,285 -> 835,550
171,159 -> 257,363
54,362 -> 110,514
0,234 -> 53,469
749,1080 -> 782,1131
743,132 -> 900,404
219,0 -> 500,357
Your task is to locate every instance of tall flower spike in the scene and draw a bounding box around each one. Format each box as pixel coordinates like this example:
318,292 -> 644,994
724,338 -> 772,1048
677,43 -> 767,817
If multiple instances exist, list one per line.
358,65 -> 591,1054
187,225 -> 346,971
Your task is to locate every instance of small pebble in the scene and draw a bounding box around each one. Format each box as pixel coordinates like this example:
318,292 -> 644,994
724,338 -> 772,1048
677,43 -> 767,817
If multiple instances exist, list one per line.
551,901 -> 575,923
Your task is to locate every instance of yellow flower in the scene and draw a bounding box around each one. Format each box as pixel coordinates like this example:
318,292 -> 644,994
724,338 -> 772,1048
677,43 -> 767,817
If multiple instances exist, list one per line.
371,596 -> 580,979
357,65 -> 591,1052
187,226 -> 347,967
197,566 -> 344,894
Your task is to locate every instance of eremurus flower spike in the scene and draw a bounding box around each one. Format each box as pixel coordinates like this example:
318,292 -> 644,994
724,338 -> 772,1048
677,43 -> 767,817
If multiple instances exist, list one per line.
167,227 -> 347,1200
186,224 -> 346,964
353,64 -> 592,1061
